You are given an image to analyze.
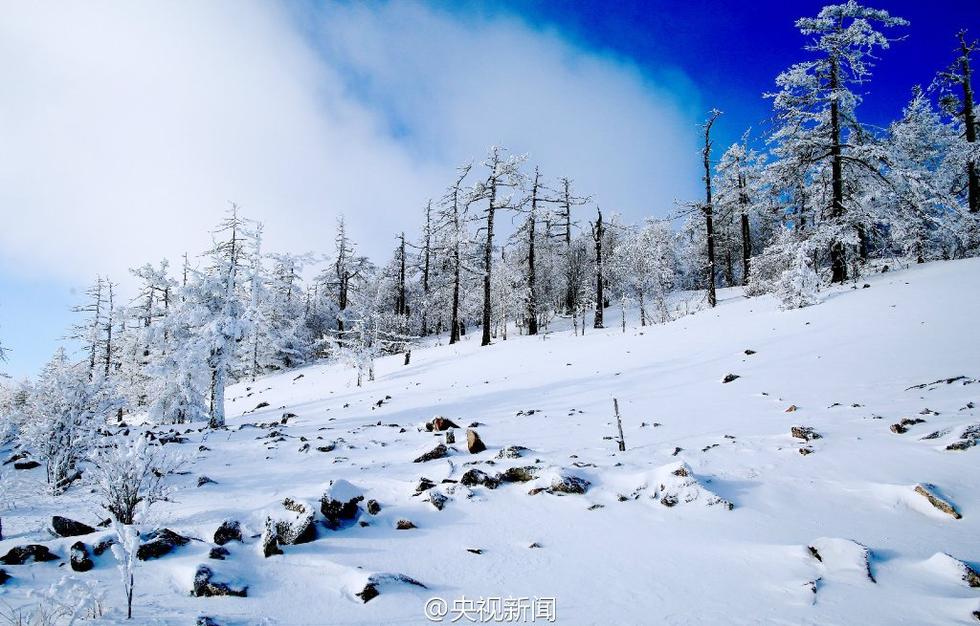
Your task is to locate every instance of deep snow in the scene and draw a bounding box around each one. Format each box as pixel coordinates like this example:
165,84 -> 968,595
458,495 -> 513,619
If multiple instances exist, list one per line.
2,258 -> 979,625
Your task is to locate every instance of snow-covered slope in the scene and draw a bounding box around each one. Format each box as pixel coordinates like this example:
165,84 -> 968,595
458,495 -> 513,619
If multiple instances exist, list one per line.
3,259 -> 980,625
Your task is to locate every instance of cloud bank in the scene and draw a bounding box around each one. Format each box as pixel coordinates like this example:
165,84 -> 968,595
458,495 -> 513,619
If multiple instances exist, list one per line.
0,0 -> 701,283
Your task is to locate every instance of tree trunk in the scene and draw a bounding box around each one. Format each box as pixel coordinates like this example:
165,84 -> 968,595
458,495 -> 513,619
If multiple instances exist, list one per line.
593,208 -> 604,328
482,185 -> 496,347
702,110 -> 721,307
526,170 -> 540,335
829,55 -> 848,283
959,33 -> 979,213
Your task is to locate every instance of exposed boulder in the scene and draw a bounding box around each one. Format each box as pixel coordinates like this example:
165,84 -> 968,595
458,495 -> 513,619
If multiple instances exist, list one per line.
460,469 -> 499,489
914,484 -> 962,519
543,475 -> 590,495
209,546 -> 230,560
466,429 -> 487,454
414,477 -> 436,494
498,466 -> 538,483
13,460 -> 41,470
426,417 -> 459,432
69,541 -> 93,572
790,426 -> 822,442
722,373 -> 740,383
138,528 -> 190,561
197,476 -> 217,487
1,544 -> 59,565
213,520 -> 242,546
890,418 -> 925,434
427,491 -> 448,511
320,479 -> 364,528
396,519 -> 417,530
496,446 -> 530,459
355,573 -> 426,603
92,538 -> 115,556
366,499 -> 382,515
51,515 -> 96,538
413,443 -> 449,463
191,565 -> 248,597
263,498 -> 317,548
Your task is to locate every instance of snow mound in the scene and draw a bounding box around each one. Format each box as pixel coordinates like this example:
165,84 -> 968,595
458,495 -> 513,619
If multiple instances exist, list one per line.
808,537 -> 875,584
626,462 -> 733,509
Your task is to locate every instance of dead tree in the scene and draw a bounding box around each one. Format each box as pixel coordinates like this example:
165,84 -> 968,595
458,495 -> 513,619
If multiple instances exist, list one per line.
591,207 -> 605,329
701,109 -> 722,308
613,398 -> 626,452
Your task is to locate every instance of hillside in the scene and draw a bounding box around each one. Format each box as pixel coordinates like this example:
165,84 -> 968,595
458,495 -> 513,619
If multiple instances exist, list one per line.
2,258 -> 980,625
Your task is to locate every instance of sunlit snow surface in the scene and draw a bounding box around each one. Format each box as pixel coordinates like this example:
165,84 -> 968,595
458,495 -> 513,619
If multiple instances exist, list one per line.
2,259 -> 979,624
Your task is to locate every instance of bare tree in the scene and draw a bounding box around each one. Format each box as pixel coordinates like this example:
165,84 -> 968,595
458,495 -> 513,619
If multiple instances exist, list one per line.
701,109 -> 722,307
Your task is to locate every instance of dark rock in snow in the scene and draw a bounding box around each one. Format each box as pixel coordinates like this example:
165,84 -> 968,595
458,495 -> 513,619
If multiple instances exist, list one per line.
0,569 -> 8,585
355,573 -> 426,603
466,429 -> 486,454
497,446 -> 529,459
138,528 -> 190,561
1,544 -> 59,565
320,479 -> 364,527
13,460 -> 41,470
92,538 -> 115,556
445,429 -> 456,444
914,484 -> 962,519
498,466 -> 538,483
264,498 -> 317,546
254,401 -> 270,411
366,499 -> 382,515
544,475 -> 591,495
192,565 -> 247,597
197,617 -> 221,626
428,491 -> 448,510
744,349 -> 756,355
460,469 -> 499,489
208,546 -> 230,560
69,541 -> 93,572
396,519 -> 417,530
51,516 -> 95,538
790,426 -> 821,442
197,475 -> 217,487
414,443 -> 449,463
213,520 -> 242,546
426,417 -> 459,432
890,418 -> 925,434
722,373 -> 740,384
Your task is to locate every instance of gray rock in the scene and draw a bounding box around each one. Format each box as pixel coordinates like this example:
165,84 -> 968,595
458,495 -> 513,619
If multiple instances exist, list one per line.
213,520 -> 242,546
69,542 -> 93,572
414,444 -> 449,463
466,429 -> 486,454
52,516 -> 95,538
191,565 -> 247,597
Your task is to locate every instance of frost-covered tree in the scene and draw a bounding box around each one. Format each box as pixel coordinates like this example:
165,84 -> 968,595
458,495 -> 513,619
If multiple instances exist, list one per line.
610,220 -> 677,327
935,30 -> 979,214
18,348 -> 109,493
111,518 -> 141,620
715,133 -> 768,285
432,164 -> 475,344
768,1 -> 907,282
472,147 -> 526,346
90,433 -> 180,525
885,87 -> 962,261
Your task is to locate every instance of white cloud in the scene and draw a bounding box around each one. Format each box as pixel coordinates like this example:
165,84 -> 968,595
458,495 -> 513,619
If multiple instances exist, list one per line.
0,0 -> 701,285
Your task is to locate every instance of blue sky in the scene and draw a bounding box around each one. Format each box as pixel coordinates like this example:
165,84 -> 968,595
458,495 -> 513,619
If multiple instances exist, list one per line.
1,0 -> 976,380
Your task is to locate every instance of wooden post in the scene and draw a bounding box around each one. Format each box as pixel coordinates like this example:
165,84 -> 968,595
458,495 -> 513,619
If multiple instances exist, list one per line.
614,398 -> 626,452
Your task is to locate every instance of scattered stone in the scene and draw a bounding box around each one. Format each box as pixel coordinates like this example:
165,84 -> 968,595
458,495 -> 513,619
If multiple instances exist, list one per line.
366,499 -> 382,515
197,475 -> 217,487
890,417 -> 925,434
671,447 -> 682,456
317,443 -> 336,453
799,447 -> 814,456
587,504 -> 604,510
13,460 -> 41,470
808,546 -> 822,562
69,542 -> 93,572
914,484 -> 962,519
426,417 -> 459,432
320,479 -> 364,527
466,429 -> 487,454
529,542 -> 542,549
785,404 -> 799,412
92,538 -> 115,556
791,426 -> 821,442
254,401 -> 270,410
414,443 -> 449,463
446,429 -> 456,444
536,474 -> 590,496
428,491 -> 448,511
51,516 -> 95,538
213,520 -> 242,546
498,466 -> 538,483
262,498 -> 317,554
192,565 -> 248,597
281,412 -> 297,422
460,469 -> 499,489
197,617 -> 220,626
744,349 -> 756,355
415,477 -> 437,494
138,528 -> 190,560
722,373 -> 740,384
947,439 -> 977,451
1,544 -> 59,565
496,446 -> 529,459
208,546 -> 230,560
355,573 -> 426,603
396,519 -> 416,530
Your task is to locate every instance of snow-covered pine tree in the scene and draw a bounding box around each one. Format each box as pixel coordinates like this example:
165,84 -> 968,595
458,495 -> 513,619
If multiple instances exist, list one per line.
768,1 -> 907,283
935,30 -> 979,215
885,87 -> 962,262
714,133 -> 768,285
